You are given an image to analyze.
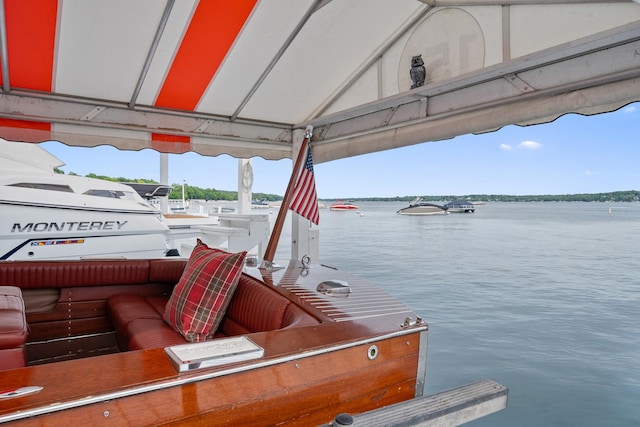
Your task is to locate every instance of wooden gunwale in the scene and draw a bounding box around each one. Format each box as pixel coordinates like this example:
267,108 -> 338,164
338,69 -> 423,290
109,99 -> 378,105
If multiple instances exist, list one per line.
0,325 -> 426,425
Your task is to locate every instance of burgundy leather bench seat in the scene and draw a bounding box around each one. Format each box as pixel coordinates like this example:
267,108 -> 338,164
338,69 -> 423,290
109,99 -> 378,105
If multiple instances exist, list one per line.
108,273 -> 320,351
0,286 -> 28,370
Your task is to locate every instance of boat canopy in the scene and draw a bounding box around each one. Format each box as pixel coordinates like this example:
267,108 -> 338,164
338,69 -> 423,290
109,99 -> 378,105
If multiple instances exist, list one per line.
1,1 -> 639,163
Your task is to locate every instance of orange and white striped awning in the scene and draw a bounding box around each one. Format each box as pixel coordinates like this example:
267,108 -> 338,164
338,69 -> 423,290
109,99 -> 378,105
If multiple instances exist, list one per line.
1,0 -> 640,162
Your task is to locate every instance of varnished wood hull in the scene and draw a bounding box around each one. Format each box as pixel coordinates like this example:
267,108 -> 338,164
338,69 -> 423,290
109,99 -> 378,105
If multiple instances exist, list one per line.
1,329 -> 425,426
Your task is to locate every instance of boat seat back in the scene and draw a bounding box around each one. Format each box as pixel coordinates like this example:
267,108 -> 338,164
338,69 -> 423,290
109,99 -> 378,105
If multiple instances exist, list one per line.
0,258 -> 188,289
0,286 -> 28,370
108,273 -> 320,350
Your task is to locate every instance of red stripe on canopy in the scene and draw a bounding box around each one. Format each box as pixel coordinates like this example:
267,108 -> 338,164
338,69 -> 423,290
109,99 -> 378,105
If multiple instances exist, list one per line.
151,133 -> 191,154
155,0 -> 257,111
1,0 -> 57,91
0,119 -> 51,142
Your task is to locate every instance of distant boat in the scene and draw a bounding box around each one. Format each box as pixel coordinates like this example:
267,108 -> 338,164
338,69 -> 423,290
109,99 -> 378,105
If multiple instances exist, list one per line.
330,202 -> 359,211
397,198 -> 448,215
251,199 -> 271,209
443,200 -> 476,213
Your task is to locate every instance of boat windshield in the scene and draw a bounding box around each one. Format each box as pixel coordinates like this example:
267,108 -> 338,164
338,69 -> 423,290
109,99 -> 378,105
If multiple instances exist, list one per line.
10,183 -> 73,192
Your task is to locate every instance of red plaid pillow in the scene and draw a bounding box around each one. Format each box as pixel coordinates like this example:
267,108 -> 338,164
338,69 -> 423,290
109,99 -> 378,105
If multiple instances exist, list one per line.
163,240 -> 246,342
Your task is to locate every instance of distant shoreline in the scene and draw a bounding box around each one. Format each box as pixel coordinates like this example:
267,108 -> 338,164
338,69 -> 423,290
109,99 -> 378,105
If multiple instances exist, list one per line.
77,173 -> 639,204
318,191 -> 640,203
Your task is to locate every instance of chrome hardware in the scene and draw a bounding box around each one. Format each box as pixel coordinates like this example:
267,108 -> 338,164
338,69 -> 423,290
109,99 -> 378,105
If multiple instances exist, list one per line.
401,316 -> 426,328
301,254 -> 311,268
259,260 -> 284,271
304,125 -> 313,139
316,280 -> 351,296
367,345 -> 378,360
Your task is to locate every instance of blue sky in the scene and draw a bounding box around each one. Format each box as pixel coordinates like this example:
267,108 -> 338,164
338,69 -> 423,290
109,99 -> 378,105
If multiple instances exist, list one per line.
42,102 -> 638,199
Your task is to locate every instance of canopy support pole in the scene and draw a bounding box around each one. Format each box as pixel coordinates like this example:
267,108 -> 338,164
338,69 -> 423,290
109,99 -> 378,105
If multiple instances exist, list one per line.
159,153 -> 169,214
237,158 -> 252,215
261,126 -> 313,269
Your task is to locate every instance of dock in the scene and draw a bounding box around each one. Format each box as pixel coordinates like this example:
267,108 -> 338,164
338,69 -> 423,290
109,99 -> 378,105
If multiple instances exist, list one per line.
321,379 -> 508,426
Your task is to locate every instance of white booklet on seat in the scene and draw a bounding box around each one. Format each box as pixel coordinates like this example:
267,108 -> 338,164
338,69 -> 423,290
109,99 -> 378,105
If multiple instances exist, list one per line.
165,336 -> 264,372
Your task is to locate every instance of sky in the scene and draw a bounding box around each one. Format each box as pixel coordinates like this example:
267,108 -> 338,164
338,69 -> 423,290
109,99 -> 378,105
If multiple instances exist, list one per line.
40,102 -> 639,199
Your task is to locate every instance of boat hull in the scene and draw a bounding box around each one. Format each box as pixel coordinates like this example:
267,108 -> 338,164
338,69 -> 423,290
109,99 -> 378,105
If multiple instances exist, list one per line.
443,200 -> 476,213
0,142 -> 174,260
396,205 -> 448,215
0,196 -> 170,260
330,204 -> 359,211
446,207 -> 475,213
1,331 -> 423,426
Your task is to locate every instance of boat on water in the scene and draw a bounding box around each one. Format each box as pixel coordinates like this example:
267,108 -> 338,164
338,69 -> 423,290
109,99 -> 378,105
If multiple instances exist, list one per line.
397,198 -> 449,215
0,253 -> 444,425
251,199 -> 271,209
0,142 -> 264,261
0,141 -> 182,260
0,138 -> 505,425
330,202 -> 359,211
443,200 -> 476,213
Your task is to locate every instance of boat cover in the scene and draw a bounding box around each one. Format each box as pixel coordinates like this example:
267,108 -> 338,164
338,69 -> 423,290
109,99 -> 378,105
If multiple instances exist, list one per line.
1,1 -> 639,162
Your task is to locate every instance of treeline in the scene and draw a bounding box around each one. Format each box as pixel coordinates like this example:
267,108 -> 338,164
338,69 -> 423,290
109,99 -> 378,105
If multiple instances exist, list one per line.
336,191 -> 640,203
79,172 -> 282,202
62,171 -> 639,202
167,184 -> 281,202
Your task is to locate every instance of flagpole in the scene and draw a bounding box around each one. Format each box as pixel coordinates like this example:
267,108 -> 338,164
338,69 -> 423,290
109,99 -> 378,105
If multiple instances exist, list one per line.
261,126 -> 313,269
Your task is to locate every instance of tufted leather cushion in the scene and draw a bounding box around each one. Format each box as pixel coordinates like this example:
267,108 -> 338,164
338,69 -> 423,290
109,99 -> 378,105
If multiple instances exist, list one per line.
0,286 -> 28,370
163,240 -> 246,342
108,274 -> 321,351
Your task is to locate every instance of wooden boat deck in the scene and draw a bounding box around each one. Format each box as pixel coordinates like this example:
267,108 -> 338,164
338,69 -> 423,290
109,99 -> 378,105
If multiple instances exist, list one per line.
255,260 -> 416,323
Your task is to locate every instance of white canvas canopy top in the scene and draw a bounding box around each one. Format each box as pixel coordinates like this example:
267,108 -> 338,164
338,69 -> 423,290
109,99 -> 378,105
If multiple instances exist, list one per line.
1,0 -> 639,163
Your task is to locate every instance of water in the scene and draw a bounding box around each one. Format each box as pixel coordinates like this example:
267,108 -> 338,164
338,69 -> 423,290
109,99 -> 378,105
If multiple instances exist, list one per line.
275,201 -> 640,426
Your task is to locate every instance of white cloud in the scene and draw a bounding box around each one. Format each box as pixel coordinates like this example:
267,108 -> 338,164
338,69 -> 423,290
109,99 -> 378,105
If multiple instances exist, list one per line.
584,170 -> 596,176
500,144 -> 512,151
624,105 -> 636,113
518,140 -> 542,150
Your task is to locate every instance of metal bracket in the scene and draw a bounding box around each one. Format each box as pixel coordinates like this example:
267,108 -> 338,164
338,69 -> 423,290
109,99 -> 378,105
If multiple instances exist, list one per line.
259,260 -> 284,271
504,73 -> 533,94
81,106 -> 106,121
401,316 -> 427,329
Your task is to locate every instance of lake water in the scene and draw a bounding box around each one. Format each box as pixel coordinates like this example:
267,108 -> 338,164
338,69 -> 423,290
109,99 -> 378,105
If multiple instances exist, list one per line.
273,201 -> 640,426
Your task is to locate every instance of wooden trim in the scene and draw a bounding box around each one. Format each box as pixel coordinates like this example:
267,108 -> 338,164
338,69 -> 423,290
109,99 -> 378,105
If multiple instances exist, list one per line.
27,300 -> 107,323
26,333 -> 119,365
0,331 -> 422,425
28,317 -> 113,341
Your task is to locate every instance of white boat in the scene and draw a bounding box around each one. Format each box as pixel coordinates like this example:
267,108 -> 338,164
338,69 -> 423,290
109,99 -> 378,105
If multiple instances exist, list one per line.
397,198 -> 448,215
0,140 -> 181,260
330,202 -> 359,211
251,199 -> 271,209
443,200 -> 476,213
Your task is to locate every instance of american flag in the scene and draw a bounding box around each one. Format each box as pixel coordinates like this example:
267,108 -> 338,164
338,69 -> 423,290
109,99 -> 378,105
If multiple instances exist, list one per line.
290,145 -> 319,225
